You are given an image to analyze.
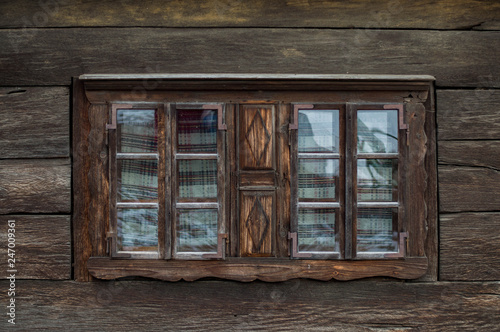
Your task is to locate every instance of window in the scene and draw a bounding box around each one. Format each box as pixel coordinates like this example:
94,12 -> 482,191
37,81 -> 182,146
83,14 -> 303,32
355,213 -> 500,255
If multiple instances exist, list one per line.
73,74 -> 436,282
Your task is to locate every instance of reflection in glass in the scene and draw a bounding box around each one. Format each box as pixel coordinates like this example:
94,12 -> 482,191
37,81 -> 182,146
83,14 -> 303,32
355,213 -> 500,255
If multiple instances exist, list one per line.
117,208 -> 158,251
298,109 -> 339,153
298,209 -> 336,252
177,209 -> 217,253
178,109 -> 217,153
118,160 -> 158,201
298,159 -> 338,200
117,109 -> 157,153
357,208 -> 397,253
178,160 -> 217,198
357,110 -> 398,154
357,159 -> 397,202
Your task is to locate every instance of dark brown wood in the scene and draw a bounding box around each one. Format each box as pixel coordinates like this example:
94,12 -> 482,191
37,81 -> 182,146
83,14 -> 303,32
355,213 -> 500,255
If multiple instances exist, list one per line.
3,279 -> 498,330
88,257 -> 427,282
406,103 -> 427,257
239,192 -> 275,257
437,90 -> 500,140
239,105 -> 275,170
438,140 -> 500,170
440,212 -> 500,281
439,166 -> 500,213
0,87 -> 69,159
421,94 -> 438,281
0,158 -> 70,214
239,171 -> 275,188
0,215 -> 70,280
1,29 -> 499,87
277,103 -> 291,258
73,78 -> 109,281
1,0 -> 499,30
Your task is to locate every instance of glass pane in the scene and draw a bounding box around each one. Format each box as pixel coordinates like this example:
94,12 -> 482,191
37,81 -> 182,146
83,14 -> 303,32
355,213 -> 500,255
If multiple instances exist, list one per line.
357,159 -> 397,202
117,109 -> 157,153
298,209 -> 336,252
177,209 -> 218,253
357,110 -> 398,154
118,160 -> 158,201
178,109 -> 217,153
298,109 -> 339,153
117,208 -> 158,251
298,159 -> 338,200
357,208 -> 398,253
178,160 -> 217,199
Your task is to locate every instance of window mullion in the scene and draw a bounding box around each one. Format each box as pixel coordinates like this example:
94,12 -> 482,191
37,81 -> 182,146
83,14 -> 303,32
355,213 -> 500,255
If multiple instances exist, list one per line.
345,104 -> 355,260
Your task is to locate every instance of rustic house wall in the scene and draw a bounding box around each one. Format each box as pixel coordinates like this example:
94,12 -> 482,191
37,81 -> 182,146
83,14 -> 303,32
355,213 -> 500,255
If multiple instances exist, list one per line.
0,0 -> 499,329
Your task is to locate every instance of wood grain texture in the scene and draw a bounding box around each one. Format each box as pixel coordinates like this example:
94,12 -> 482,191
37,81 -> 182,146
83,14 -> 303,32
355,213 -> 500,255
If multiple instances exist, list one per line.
0,0 -> 498,30
0,215 -> 70,280
1,29 -> 499,87
72,79 -> 109,281
0,87 -> 69,158
406,103 -> 427,257
440,212 -> 500,281
439,166 -> 500,213
421,101 -> 438,281
438,140 -> 500,170
0,158 -> 70,214
87,257 -> 427,282
239,193 -> 275,257
2,280 -> 499,330
437,90 -> 500,140
239,105 -> 274,170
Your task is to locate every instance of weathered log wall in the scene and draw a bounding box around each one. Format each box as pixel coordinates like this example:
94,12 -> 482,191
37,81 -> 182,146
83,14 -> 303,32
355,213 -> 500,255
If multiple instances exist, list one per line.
0,0 -> 499,329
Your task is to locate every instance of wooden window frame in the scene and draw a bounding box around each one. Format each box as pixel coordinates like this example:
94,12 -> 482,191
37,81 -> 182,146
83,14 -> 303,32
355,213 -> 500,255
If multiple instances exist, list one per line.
73,74 -> 436,282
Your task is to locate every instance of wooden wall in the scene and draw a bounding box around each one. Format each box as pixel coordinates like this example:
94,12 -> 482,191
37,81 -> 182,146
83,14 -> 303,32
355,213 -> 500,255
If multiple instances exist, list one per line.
0,0 -> 499,329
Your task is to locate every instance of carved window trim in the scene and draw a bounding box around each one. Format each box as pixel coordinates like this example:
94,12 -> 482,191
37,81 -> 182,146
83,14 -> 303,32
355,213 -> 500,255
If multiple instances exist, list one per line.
73,74 -> 435,282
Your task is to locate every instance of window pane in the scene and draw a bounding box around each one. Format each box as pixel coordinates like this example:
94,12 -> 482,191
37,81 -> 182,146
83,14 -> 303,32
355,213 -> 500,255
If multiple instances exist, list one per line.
178,160 -> 217,199
298,159 -> 338,200
298,209 -> 336,252
177,109 -> 217,153
298,109 -> 339,153
357,110 -> 398,154
118,159 -> 158,201
117,109 -> 157,153
357,159 -> 397,202
117,208 -> 158,251
357,208 -> 397,253
177,209 -> 218,253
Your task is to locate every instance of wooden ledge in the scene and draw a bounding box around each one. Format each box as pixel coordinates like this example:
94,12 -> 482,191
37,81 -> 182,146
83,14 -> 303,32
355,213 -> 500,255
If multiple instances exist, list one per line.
87,257 -> 428,282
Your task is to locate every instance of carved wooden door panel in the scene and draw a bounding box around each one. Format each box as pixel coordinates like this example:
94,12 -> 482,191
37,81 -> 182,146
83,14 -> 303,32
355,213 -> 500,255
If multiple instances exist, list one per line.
238,104 -> 276,257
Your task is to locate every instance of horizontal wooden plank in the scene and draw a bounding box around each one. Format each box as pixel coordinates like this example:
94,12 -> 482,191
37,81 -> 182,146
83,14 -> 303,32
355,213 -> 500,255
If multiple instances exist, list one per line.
0,0 -> 499,30
0,215 -> 70,280
439,166 -> 500,213
440,212 -> 500,281
438,141 -> 500,170
0,159 -> 71,213
0,29 -> 499,87
437,90 -> 500,140
87,257 -> 428,282
0,87 -> 69,158
2,280 -> 499,330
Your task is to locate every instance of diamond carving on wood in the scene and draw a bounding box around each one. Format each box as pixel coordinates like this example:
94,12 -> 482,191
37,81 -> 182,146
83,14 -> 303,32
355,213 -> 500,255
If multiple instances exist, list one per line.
245,110 -> 271,166
245,198 -> 270,253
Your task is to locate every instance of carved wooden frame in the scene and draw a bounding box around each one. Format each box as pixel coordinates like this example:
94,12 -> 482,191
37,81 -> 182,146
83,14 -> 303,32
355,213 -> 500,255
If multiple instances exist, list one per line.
73,74 -> 436,282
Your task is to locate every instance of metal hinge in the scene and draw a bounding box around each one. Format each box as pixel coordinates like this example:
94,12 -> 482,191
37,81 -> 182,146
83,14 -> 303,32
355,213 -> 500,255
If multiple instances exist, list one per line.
203,104 -> 227,130
106,231 -> 115,256
384,232 -> 408,258
202,233 -> 228,259
288,232 -> 312,258
289,104 -> 313,130
384,104 -> 408,145
106,104 -> 132,130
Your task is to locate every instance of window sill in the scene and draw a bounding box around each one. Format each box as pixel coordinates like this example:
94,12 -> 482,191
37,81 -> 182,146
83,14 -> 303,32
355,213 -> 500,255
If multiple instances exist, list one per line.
87,257 -> 428,282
